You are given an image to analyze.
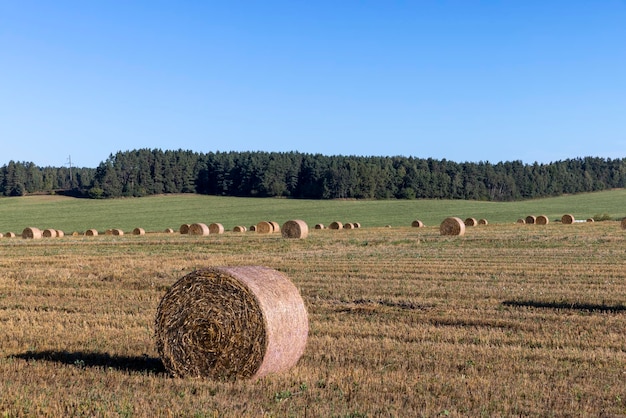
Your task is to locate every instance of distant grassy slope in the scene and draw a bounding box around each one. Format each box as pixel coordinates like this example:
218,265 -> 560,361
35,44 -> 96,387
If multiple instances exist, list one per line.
0,189 -> 624,233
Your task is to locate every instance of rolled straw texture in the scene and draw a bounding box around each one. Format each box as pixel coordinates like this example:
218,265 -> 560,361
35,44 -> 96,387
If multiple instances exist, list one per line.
209,223 -> 225,234
5,232 -> 16,238
189,223 -> 210,236
164,228 -> 175,234
561,214 -> 575,224
22,227 -> 42,239
478,219 -> 488,225
281,220 -> 309,239
43,229 -> 57,238
133,227 -> 145,235
464,218 -> 478,227
314,224 -> 325,230
525,215 -> 536,224
536,215 -> 549,225
269,221 -> 280,233
411,220 -> 424,228
329,221 -> 343,230
516,218 -> 526,224
440,217 -> 465,236
85,229 -> 98,236
233,225 -> 246,233
344,223 -> 354,229
256,221 -> 273,234
586,218 -> 595,223
249,225 -> 257,232
112,229 -> 124,236
179,224 -> 190,234
621,218 -> 626,230
56,230 -> 64,238
155,266 -> 308,380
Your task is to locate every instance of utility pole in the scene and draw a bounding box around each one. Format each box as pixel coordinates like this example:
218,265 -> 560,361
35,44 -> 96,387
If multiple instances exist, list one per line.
67,155 -> 73,185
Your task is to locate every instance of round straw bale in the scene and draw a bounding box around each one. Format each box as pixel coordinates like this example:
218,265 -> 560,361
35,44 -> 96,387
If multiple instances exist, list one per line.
164,228 -> 174,234
525,215 -> 536,224
133,227 -> 145,236
586,218 -> 595,223
516,218 -> 526,224
464,217 -> 478,227
536,215 -> 549,225
440,217 -> 465,236
411,220 -> 424,228
0,233 -> 3,238
43,228 -> 57,238
233,225 -> 246,233
105,229 -> 113,235
111,228 -> 124,236
353,222 -> 361,228
5,232 -> 16,238
256,221 -> 273,234
281,220 -> 309,239
71,231 -> 79,237
209,223 -> 225,234
621,218 -> 626,230
329,221 -> 343,230
85,229 -> 98,236
179,224 -> 190,234
56,230 -> 64,238
269,221 -> 280,233
189,223 -> 210,236
561,214 -> 575,224
344,222 -> 354,229
314,223 -> 325,229
249,225 -> 257,232
478,219 -> 488,225
22,227 -> 42,239
154,266 -> 308,380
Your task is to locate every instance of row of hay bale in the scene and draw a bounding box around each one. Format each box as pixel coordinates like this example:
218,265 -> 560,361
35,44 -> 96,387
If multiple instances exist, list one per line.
517,214 -> 596,225
314,221 -> 361,230
20,227 -> 65,239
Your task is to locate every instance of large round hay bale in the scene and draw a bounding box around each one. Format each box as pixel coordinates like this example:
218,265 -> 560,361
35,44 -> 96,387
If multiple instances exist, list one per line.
281,220 -> 309,239
256,221 -> 273,234
329,221 -> 343,230
111,228 -> 124,236
56,230 -> 65,238
621,218 -> 626,230
233,225 -> 246,233
189,223 -> 210,236
179,224 -> 190,234
464,217 -> 478,227
525,215 -> 536,224
268,221 -> 280,233
478,219 -> 488,225
22,227 -> 42,239
133,227 -> 145,236
516,218 -> 526,224
85,229 -> 98,236
561,214 -> 575,224
536,215 -> 549,225
154,266 -> 308,380
411,220 -> 424,228
209,223 -> 225,234
314,223 -> 325,230
440,217 -> 465,236
5,232 -> 16,238
43,228 -> 57,238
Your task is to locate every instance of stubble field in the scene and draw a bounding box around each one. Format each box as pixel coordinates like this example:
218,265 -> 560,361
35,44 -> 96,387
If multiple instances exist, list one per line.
1,194 -> 626,417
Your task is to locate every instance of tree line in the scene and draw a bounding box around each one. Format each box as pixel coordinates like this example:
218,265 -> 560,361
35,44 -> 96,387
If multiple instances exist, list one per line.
1,149 -> 625,201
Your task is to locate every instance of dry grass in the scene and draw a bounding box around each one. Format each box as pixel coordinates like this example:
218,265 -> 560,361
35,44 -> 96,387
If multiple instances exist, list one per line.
1,223 -> 626,416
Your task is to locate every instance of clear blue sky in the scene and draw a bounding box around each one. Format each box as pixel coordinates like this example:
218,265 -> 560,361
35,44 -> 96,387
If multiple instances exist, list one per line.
2,1 -> 625,168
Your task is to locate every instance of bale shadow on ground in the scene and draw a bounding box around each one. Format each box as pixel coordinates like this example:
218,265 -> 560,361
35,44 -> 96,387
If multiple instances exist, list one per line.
12,350 -> 167,375
502,299 -> 626,313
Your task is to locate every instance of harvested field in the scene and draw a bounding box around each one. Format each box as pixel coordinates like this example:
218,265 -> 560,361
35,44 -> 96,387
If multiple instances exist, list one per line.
1,222 -> 626,416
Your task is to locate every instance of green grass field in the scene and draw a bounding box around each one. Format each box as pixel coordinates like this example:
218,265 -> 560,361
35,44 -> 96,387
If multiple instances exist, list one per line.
0,189 -> 624,234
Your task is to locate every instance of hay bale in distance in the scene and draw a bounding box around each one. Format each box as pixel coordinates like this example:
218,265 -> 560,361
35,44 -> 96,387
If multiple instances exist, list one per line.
440,217 -> 465,236
411,220 -> 424,228
314,223 -> 324,230
256,221 -> 273,234
249,225 -> 257,232
586,218 -> 595,223
536,215 -> 549,225
0,233 -> 3,238
154,266 -> 308,380
22,227 -> 42,239
189,223 -> 210,236
344,223 -> 354,229
133,227 -> 146,236
209,223 -> 225,234
464,217 -> 478,227
43,229 -> 57,238
111,229 -> 124,236
516,218 -> 526,224
281,220 -> 309,239
478,219 -> 488,225
164,228 -> 175,234
233,225 -> 246,233
179,224 -> 190,234
56,230 -> 65,238
561,214 -> 575,224
353,222 -> 361,228
269,221 -> 280,233
5,232 -> 16,238
621,218 -> 626,230
329,221 -> 343,230
85,229 -> 98,236
525,215 -> 536,224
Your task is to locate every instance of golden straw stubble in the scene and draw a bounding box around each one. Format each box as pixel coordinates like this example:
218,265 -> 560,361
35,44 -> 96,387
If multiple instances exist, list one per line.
440,217 -> 465,236
154,266 -> 308,380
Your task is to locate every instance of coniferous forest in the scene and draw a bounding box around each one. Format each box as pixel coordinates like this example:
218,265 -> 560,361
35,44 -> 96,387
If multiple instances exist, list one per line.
1,149 -> 625,201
